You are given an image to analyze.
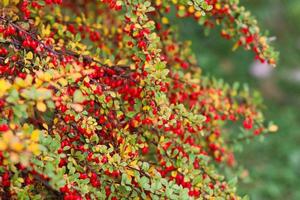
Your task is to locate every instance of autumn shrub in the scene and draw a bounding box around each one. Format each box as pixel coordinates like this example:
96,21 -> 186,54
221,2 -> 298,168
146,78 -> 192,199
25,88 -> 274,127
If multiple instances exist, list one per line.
0,0 -> 279,199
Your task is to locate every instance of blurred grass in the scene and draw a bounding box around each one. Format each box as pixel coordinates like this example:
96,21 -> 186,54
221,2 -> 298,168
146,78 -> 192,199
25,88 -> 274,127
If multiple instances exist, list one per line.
171,0 -> 300,199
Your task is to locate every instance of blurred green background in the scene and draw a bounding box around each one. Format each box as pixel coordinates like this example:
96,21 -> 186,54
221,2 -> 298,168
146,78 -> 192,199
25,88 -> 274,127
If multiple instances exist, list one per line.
173,0 -> 300,199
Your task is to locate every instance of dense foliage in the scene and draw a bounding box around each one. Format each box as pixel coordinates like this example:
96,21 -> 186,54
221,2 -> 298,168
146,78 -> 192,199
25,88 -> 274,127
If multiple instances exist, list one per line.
0,0 -> 278,199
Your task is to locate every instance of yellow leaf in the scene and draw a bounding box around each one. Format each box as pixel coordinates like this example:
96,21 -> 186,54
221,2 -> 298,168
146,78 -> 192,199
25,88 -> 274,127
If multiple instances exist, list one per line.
54,118 -> 59,124
2,0 -> 9,7
0,79 -> 11,97
70,72 -> 81,81
162,17 -> 169,24
4,57 -> 9,64
10,152 -> 20,163
22,123 -> 30,130
124,124 -> 129,130
232,41 -> 240,51
58,78 -> 68,87
159,136 -> 165,142
37,101 -> 47,112
28,143 -> 40,155
11,0 -> 19,4
26,52 -> 34,60
125,169 -> 135,177
11,141 -> 24,152
0,140 -> 8,151
2,131 -> 13,143
15,77 -> 28,88
43,72 -> 52,82
34,78 -> 43,87
42,123 -> 48,130
129,159 -> 138,168
9,123 -> 16,130
41,24 -> 51,37
268,124 -> 278,132
34,16 -> 41,26
208,134 -> 216,142
104,59 -> 113,66
31,130 -> 40,142
156,0 -> 162,5
171,171 -> 177,177
116,59 -> 128,65
142,106 -> 150,111
24,75 -> 33,85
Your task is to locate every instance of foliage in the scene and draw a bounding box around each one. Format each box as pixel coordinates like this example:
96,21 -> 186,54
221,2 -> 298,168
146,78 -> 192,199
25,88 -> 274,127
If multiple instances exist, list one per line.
0,0 -> 278,199
174,0 -> 300,199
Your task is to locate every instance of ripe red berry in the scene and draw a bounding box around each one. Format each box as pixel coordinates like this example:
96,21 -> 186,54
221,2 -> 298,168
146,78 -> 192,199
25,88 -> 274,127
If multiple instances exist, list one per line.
243,118 -> 253,130
141,146 -> 149,154
0,124 -> 9,132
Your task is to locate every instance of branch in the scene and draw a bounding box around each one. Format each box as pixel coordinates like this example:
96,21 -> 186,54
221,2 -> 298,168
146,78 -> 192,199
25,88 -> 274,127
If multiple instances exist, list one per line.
21,169 -> 64,199
225,131 -> 272,144
0,16 -> 131,72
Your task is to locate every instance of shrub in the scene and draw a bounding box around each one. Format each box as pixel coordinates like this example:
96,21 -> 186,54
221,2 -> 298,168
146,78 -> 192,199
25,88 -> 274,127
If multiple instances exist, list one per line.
0,0 -> 278,199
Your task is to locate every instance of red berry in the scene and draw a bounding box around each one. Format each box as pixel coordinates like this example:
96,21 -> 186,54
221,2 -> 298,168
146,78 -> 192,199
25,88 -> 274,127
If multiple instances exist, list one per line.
0,124 -> 9,132
141,146 -> 149,154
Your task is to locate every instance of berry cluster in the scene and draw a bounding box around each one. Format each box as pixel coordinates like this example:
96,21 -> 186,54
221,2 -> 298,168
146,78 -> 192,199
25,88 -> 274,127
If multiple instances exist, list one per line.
0,0 -> 278,199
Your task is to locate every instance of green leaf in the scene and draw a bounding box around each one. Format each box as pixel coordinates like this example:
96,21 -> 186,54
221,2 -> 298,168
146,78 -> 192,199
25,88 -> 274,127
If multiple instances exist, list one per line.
6,89 -> 19,103
192,175 -> 202,185
151,179 -> 162,191
144,1 -> 151,7
73,89 -> 85,103
75,33 -> 81,42
90,134 -> 99,143
139,176 -> 150,189
126,111 -> 137,118
121,173 -> 131,185
142,162 -> 149,171
13,104 -> 28,119
112,154 -> 121,163
241,195 -> 250,200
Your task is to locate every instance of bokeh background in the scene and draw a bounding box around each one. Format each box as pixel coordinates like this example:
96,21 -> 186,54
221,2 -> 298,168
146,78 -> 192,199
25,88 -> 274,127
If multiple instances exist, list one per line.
173,0 -> 300,199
